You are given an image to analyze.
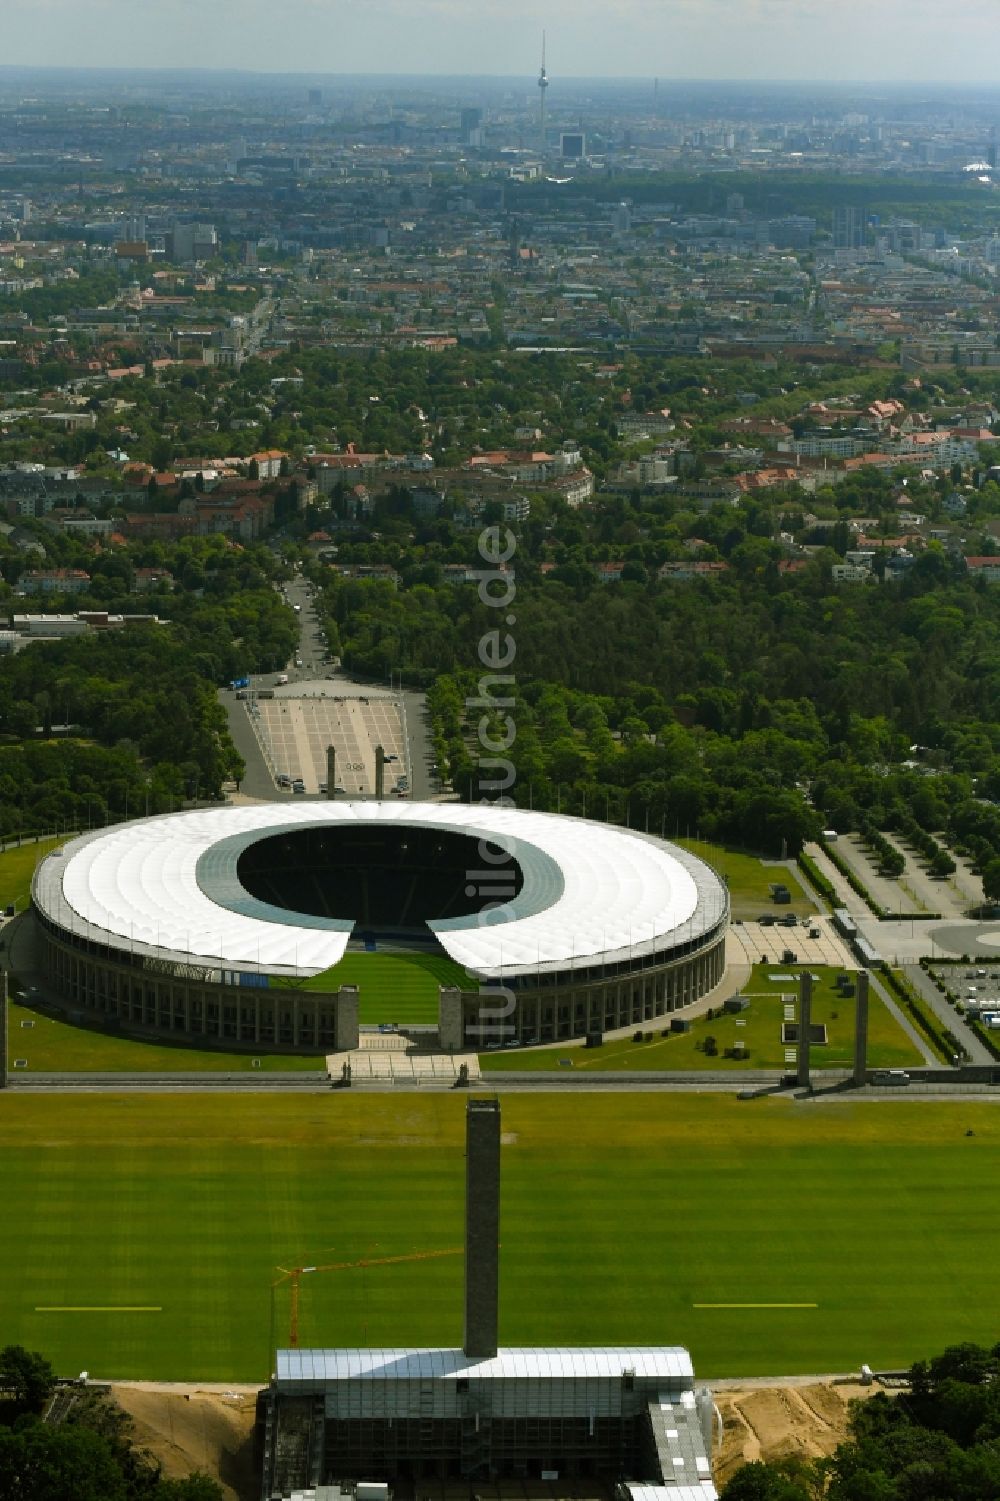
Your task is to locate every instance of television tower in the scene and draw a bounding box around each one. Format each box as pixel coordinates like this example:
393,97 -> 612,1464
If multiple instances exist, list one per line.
538,32 -> 549,154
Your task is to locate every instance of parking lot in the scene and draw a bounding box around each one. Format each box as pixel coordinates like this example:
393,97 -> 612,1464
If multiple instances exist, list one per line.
828,832 -> 980,920
932,962 -> 1000,1016
252,683 -> 408,797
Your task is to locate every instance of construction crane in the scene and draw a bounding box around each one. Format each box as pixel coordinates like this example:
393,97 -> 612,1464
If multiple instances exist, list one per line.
273,1246 -> 463,1347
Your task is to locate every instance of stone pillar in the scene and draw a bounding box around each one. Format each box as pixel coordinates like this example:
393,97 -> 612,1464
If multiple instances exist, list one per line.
439,986 -> 464,1052
797,971 -> 812,1089
464,1098 -> 501,1359
854,970 -> 869,1086
326,745 -> 336,799
375,745 -> 385,800
335,985 -> 359,1051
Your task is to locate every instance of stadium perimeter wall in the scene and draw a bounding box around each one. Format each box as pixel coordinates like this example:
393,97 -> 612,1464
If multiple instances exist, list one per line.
440,924 -> 727,1048
34,911 -> 359,1052
33,909 -> 726,1054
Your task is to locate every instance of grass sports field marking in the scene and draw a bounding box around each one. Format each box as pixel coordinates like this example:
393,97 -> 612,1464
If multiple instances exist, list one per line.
35,1306 -> 162,1313
693,1303 -> 818,1310
5,1093 -> 1000,1382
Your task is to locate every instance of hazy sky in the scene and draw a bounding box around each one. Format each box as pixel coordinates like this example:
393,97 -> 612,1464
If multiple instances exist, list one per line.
3,0 -> 999,82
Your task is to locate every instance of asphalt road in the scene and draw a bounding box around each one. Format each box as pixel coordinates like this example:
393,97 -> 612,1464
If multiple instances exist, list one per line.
219,687 -> 276,799
10,1076 -> 1000,1098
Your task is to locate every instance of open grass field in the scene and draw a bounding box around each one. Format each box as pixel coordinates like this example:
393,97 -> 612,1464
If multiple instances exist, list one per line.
275,951 -> 471,1025
2,1091 -> 999,1384
0,837 -> 64,911
481,965 -> 923,1072
675,839 -> 816,919
7,1001 -> 325,1072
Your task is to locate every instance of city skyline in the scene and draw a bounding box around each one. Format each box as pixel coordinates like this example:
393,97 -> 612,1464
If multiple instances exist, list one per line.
2,0 -> 1000,84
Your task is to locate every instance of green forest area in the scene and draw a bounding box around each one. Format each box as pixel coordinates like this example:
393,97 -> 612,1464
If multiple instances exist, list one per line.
2,324 -> 1000,884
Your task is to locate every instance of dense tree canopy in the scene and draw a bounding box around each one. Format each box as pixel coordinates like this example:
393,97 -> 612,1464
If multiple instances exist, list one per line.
0,538 -> 298,839
721,1343 -> 1000,1501
311,552 -> 1000,862
0,1365 -> 224,1501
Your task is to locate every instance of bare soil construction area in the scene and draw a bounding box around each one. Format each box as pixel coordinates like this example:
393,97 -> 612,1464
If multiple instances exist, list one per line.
112,1384 -> 260,1501
111,1377 -> 876,1499
713,1379 -> 875,1487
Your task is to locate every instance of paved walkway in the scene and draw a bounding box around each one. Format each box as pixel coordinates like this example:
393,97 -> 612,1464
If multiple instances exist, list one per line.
802,843 -> 869,917
867,966 -> 936,1067
729,917 -> 855,973
326,1034 -> 481,1082
879,832 -> 966,919
218,688 -> 276,800
835,833 -> 922,916
948,849 -> 985,910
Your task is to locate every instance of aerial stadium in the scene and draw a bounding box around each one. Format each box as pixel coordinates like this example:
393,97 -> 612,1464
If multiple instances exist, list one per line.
30,803 -> 729,1052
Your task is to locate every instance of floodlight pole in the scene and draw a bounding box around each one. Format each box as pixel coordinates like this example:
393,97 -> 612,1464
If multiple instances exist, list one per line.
0,968 -> 8,1090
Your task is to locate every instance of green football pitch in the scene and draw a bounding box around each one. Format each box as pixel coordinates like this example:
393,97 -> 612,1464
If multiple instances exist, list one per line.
2,1091 -> 999,1384
274,951 -> 471,1025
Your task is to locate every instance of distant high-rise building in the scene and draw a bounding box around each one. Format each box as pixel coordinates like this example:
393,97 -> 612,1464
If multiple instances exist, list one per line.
560,131 -> 585,159
461,107 -> 483,147
308,88 -> 322,106
611,201 -> 632,235
537,33 -> 549,151
833,204 -> 864,250
170,221 -> 218,264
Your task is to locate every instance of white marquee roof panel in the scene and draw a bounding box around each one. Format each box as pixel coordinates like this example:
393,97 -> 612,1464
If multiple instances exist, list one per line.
34,802 -> 727,978
275,1345 -> 696,1384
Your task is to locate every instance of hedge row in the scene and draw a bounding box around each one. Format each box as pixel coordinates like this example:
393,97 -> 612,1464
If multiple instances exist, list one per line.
881,970 -> 959,1065
817,837 -> 889,918
968,1019 -> 1000,1061
796,850 -> 837,908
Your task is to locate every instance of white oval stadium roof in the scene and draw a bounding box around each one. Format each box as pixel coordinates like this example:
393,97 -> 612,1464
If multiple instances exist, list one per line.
33,803 -> 727,980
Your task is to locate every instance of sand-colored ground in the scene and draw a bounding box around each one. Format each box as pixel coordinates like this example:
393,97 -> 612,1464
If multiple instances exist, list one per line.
112,1383 -> 260,1501
111,1376 -> 877,1500
712,1379 -> 875,1488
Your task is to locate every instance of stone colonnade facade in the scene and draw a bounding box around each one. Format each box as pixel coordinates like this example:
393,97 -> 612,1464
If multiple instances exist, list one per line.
35,905 -> 726,1055
439,919 -> 728,1049
36,909 -> 359,1053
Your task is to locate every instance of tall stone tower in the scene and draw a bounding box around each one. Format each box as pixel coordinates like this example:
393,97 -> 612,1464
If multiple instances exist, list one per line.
463,1098 -> 501,1359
